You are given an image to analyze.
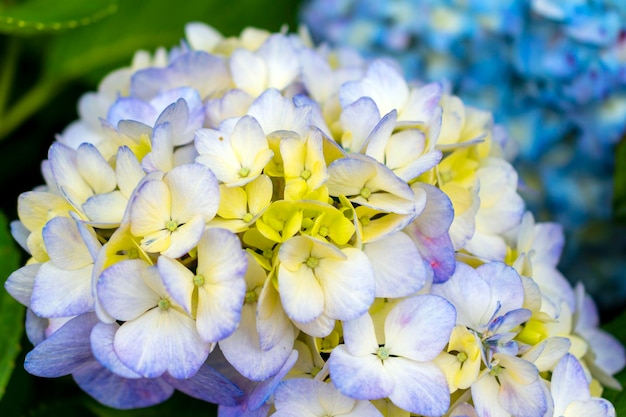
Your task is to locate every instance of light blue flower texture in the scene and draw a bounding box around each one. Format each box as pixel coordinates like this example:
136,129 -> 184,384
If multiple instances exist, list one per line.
301,0 -> 626,311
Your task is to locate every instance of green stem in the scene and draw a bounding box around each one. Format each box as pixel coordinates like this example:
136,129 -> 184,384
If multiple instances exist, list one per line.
0,76 -> 64,141
0,36 -> 19,119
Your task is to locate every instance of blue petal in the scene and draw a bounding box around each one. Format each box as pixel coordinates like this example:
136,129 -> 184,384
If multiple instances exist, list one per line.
73,361 -> 174,409
25,313 -> 99,377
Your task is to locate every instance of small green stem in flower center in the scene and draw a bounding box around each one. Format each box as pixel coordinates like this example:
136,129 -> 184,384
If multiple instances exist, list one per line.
165,220 -> 178,232
306,256 -> 319,269
456,351 -> 468,363
376,346 -> 389,360
245,290 -> 257,304
239,167 -> 250,177
194,274 -> 205,287
158,299 -> 170,310
263,248 -> 273,259
360,187 -> 371,199
301,169 -> 312,180
318,226 -> 329,237
242,212 -> 254,223
489,364 -> 503,377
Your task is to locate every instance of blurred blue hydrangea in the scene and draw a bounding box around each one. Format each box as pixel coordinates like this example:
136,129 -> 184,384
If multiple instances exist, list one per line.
301,0 -> 626,313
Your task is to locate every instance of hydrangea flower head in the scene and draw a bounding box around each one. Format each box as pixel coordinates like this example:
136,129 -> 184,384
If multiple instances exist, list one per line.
3,21 -> 624,417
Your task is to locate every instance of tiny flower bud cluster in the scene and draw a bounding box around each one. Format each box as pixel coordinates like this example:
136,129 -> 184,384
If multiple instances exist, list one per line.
5,22 -> 624,416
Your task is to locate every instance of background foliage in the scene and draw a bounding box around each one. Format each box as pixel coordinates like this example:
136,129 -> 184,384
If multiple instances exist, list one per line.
0,0 -> 624,416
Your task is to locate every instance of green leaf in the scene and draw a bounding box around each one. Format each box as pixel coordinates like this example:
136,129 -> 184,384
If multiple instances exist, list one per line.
0,211 -> 25,401
0,0 -> 118,36
601,311 -> 626,414
614,136 -> 626,225
44,0 -> 300,82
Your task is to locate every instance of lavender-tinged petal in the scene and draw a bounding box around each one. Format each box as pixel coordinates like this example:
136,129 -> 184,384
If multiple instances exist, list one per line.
97,259 -> 159,321
90,322 -> 141,379
42,216 -> 92,270
164,362 -> 243,406
25,309 -> 47,346
114,307 -> 211,379
5,263 -> 40,306
384,294 -> 456,361
219,304 -> 293,381
25,313 -> 99,377
328,345 -> 393,400
73,361 -> 174,409
564,399 -> 616,417
363,231 -> 427,298
385,358 -> 450,416
108,97 -> 159,127
551,354 -> 591,416
246,349 -> 298,411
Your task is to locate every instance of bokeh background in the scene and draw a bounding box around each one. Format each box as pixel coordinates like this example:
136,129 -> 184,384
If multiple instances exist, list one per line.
0,0 -> 624,415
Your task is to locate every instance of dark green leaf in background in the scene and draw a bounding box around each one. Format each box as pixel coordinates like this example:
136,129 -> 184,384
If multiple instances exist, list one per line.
0,210 -> 24,401
613,137 -> 626,225
44,0 -> 299,83
0,0 -> 118,36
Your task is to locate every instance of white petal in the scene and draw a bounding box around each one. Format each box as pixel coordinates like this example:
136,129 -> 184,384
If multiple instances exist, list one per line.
341,312 -> 379,357
196,277 -> 246,342
328,345 -> 393,400
363,232 -> 426,298
161,215 -> 205,258
116,147 -> 145,198
564,399 -> 616,417
384,295 -> 455,361
551,354 -> 591,416
42,216 -> 92,270
219,303 -> 294,381
318,248 -> 375,321
277,264 -> 324,323
165,163 -> 219,222
76,143 -> 116,194
257,275 -> 297,350
157,256 -> 195,314
129,180 -> 171,237
430,262 -> 491,329
114,308 -> 210,379
5,263 -> 40,306
31,262 -> 93,317
258,34 -> 299,91
385,358 -> 450,416
97,259 -> 159,321
471,375 -> 511,417
231,48 -> 267,97
82,191 -> 127,224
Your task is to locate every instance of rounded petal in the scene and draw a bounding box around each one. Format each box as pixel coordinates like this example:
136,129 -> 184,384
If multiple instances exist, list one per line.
114,308 -> 211,379
278,264 -> 324,323
73,361 -> 174,409
165,163 -> 219,222
364,232 -> 427,298
97,260 -> 160,321
318,248 -> 375,321
328,345 -> 393,400
385,358 -> 450,416
384,294 -> 456,361
31,263 -> 94,318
